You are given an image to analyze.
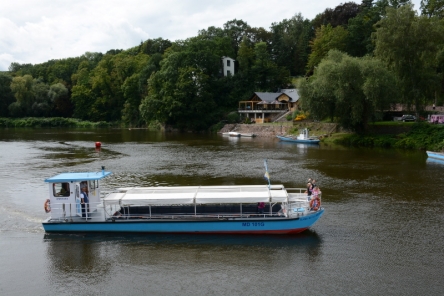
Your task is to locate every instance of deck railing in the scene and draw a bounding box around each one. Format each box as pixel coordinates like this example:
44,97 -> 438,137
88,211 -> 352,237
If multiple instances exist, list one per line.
48,201 -> 101,221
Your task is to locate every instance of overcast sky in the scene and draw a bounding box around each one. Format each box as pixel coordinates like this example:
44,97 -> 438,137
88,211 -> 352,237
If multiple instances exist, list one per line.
0,0 -> 421,71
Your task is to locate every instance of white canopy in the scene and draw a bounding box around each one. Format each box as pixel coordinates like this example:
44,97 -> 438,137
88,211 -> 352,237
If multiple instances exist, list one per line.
103,185 -> 289,206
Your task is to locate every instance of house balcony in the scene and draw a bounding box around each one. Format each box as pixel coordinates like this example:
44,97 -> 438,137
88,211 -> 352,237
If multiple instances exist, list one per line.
238,108 -> 288,113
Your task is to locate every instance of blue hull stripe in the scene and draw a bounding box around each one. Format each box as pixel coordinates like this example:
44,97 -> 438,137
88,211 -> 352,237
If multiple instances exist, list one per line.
43,210 -> 324,233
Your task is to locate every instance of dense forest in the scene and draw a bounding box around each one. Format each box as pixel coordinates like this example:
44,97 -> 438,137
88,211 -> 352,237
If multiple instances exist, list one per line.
1,0 -> 443,132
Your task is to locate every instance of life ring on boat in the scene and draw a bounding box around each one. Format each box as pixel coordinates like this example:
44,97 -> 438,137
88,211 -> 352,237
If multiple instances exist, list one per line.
309,197 -> 321,211
44,199 -> 51,213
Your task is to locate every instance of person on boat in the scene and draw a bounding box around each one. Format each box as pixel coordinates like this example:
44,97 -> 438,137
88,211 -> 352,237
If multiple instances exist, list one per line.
80,186 -> 89,218
257,202 -> 265,214
59,183 -> 70,196
80,181 -> 88,192
312,186 -> 321,199
306,182 -> 313,200
311,179 -> 317,189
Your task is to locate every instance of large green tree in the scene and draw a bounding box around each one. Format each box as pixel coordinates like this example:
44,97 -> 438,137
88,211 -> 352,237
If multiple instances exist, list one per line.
270,14 -> 313,76
9,75 -> 34,116
48,82 -> 71,117
421,0 -> 444,18
373,5 -> 444,114
299,50 -> 396,133
307,24 -> 349,73
140,40 -> 222,130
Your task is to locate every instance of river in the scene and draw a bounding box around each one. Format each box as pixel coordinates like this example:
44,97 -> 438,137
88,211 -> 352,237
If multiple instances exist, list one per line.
0,128 -> 442,295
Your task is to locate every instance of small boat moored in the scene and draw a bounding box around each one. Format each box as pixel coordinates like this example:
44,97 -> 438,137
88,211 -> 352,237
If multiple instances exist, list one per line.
42,167 -> 324,235
426,150 -> 444,160
277,128 -> 320,144
222,131 -> 256,137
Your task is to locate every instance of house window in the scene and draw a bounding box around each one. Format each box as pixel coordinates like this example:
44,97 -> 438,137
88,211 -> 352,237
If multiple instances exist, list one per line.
227,70 -> 231,76
227,60 -> 231,67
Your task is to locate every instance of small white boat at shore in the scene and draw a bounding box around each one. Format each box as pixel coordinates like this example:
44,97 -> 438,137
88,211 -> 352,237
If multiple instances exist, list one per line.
41,167 -> 324,235
222,132 -> 256,137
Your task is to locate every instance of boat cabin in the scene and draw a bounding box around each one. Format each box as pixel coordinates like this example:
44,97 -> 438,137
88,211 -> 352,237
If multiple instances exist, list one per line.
44,169 -> 111,219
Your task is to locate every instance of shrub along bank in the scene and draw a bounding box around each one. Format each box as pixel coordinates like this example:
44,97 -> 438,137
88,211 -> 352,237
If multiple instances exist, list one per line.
334,123 -> 444,151
0,117 -> 112,128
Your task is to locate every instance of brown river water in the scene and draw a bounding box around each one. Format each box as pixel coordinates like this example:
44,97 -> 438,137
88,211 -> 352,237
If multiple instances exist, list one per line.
0,128 -> 442,295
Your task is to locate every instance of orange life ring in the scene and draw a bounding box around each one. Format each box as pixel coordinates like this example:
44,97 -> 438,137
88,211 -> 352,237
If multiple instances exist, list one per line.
44,199 -> 51,213
309,197 -> 321,211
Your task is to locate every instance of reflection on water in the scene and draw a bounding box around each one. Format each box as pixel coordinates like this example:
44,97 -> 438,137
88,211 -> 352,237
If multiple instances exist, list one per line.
44,230 -> 322,252
42,231 -> 323,295
426,157 -> 444,166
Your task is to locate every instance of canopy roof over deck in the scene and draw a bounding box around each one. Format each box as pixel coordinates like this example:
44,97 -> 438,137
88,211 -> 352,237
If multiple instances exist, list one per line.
45,171 -> 112,183
103,185 -> 289,206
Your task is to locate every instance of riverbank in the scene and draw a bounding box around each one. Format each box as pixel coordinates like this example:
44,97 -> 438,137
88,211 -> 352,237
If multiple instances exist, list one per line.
219,122 -> 341,138
220,121 -> 444,151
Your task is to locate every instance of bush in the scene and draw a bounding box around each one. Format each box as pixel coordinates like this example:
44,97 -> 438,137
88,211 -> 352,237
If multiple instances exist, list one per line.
335,122 -> 444,150
0,117 -> 112,128
226,112 -> 240,123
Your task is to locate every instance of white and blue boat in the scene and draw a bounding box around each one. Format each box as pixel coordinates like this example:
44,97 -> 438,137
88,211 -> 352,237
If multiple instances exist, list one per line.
42,168 -> 324,234
277,128 -> 320,144
426,151 -> 444,161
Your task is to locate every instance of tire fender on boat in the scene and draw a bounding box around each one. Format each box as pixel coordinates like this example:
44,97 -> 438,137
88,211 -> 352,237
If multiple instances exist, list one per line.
44,199 -> 51,213
309,197 -> 321,211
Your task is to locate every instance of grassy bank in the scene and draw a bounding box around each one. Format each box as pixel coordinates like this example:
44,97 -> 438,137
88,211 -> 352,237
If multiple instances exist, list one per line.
333,123 -> 444,151
0,117 -> 112,128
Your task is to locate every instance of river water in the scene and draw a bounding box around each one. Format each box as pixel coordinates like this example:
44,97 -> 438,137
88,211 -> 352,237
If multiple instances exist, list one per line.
0,128 -> 442,295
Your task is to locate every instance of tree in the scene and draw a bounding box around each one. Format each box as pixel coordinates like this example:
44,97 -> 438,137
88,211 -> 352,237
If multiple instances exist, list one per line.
346,1 -> 385,57
31,78 -> 50,116
10,75 -> 34,116
237,36 -> 255,72
307,24 -> 349,73
299,50 -> 396,133
48,83 -> 71,117
121,74 -> 143,126
312,2 -> 361,29
270,14 -> 313,76
420,0 -> 444,18
140,41 -> 221,130
223,19 -> 251,57
138,38 -> 172,55
0,73 -> 14,117
252,42 -> 290,91
373,5 -> 444,114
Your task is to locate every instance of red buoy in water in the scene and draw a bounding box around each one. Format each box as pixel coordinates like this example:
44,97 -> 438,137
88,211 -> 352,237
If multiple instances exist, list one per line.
95,142 -> 101,148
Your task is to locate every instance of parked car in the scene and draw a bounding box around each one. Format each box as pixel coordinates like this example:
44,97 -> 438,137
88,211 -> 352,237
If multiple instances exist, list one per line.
401,115 -> 416,122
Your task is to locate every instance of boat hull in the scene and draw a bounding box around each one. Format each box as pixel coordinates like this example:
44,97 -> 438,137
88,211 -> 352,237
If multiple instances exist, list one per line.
276,135 -> 320,144
42,209 -> 324,234
426,151 -> 444,160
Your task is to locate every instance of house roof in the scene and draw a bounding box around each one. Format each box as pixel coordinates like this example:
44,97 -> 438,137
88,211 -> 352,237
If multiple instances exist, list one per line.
281,89 -> 299,102
254,92 -> 281,103
252,89 -> 299,103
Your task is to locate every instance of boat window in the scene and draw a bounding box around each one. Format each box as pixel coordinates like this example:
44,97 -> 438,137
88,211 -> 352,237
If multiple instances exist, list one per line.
53,183 -> 70,197
89,180 -> 98,190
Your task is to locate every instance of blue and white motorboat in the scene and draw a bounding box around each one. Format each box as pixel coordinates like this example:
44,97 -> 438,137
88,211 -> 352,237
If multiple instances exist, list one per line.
42,168 -> 324,234
277,128 -> 320,144
426,151 -> 444,160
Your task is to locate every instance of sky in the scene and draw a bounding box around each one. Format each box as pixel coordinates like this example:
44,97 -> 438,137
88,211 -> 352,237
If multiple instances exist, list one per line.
0,0 -> 421,71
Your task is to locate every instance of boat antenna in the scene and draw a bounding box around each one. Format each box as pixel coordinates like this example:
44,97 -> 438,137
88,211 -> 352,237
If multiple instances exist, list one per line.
263,159 -> 271,189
